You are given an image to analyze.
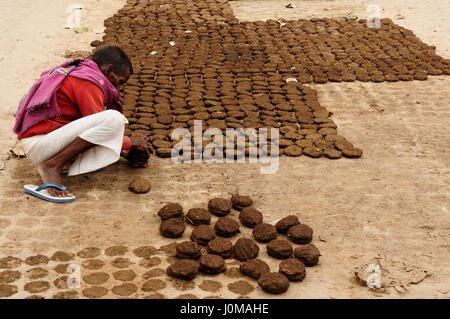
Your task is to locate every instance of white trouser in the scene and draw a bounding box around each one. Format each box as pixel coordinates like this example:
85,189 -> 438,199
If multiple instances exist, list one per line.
20,110 -> 125,176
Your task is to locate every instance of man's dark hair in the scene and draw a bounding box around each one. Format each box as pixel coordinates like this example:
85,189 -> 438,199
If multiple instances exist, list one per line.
92,45 -> 133,75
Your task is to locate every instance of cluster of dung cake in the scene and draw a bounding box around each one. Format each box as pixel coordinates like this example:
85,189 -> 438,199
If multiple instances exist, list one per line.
157,194 -> 320,294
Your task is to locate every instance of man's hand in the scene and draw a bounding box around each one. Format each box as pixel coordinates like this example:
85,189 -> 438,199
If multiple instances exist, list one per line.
124,136 -> 153,168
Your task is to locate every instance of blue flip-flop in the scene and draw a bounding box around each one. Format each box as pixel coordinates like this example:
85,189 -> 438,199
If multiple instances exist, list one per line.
24,184 -> 76,203
61,166 -> 107,176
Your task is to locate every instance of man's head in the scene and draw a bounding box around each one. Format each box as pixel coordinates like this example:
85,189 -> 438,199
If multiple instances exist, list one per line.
92,45 -> 133,89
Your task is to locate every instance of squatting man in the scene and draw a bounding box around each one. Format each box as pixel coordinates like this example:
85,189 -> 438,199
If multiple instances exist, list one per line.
13,46 -> 152,203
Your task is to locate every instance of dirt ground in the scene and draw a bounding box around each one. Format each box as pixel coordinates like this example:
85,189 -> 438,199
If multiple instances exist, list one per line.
0,0 -> 448,299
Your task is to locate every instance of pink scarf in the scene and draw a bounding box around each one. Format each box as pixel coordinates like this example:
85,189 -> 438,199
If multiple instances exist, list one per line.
13,58 -> 123,135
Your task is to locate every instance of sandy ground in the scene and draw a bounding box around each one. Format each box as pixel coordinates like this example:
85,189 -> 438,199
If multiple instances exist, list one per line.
0,0 -> 449,299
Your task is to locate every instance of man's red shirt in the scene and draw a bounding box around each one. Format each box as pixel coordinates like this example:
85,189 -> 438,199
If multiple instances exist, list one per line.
18,76 -> 131,150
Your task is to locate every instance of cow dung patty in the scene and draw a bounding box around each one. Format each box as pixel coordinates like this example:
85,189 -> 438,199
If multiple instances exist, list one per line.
278,259 -> 306,282
158,203 -> 183,220
275,215 -> 300,234
166,259 -> 199,280
293,244 -> 321,266
185,208 -> 211,226
207,238 -> 233,258
190,225 -> 216,245
240,258 -> 270,279
175,241 -> 202,260
239,208 -> 263,228
208,198 -> 232,216
287,224 -> 313,244
267,240 -> 293,259
252,223 -> 277,243
257,272 -> 290,294
128,178 -> 151,194
233,238 -> 260,261
214,217 -> 240,237
342,147 -> 363,158
324,148 -> 342,159
159,218 -> 186,238
199,254 -> 226,274
230,193 -> 253,210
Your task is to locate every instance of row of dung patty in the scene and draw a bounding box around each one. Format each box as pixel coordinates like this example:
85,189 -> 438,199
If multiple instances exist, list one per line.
89,0 -> 449,160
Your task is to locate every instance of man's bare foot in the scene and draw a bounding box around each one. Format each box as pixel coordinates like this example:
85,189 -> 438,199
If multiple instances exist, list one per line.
37,161 -> 73,197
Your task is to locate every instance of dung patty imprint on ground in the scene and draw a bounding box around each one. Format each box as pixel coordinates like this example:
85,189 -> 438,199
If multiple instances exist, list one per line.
144,292 -> 166,299
225,267 -> 243,279
25,255 -> 49,266
228,280 -> 255,295
134,245 -> 158,258
112,269 -> 137,281
142,279 -> 167,292
0,256 -> 22,269
199,280 -> 222,293
139,257 -> 162,268
54,264 -> 69,274
82,259 -> 105,270
53,290 -> 78,299
51,251 -> 74,262
172,278 -> 196,291
83,272 -> 110,285
0,270 -> 21,284
142,268 -> 165,279
105,246 -> 129,256
0,284 -> 18,297
25,295 -> 44,299
82,286 -> 108,298
159,243 -> 178,256
24,281 -> 50,293
176,293 -> 199,299
27,267 -> 48,280
112,257 -> 133,268
112,283 -> 138,296
77,247 -> 101,259
54,276 -> 68,289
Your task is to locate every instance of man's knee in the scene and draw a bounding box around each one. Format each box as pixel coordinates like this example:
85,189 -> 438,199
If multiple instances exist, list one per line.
102,110 -> 124,131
